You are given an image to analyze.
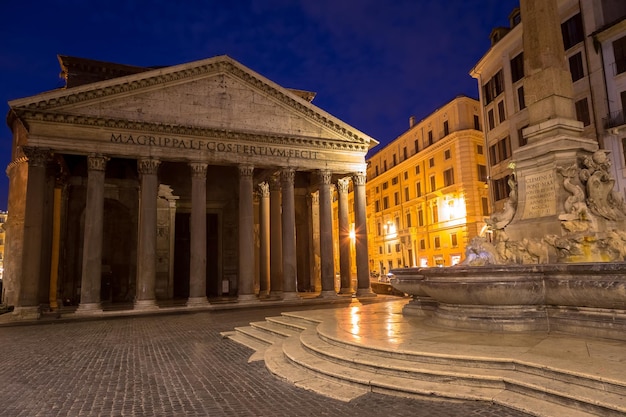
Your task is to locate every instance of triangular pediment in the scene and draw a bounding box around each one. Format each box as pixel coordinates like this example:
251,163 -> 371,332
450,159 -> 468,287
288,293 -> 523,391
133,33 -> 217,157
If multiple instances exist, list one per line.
10,55 -> 376,148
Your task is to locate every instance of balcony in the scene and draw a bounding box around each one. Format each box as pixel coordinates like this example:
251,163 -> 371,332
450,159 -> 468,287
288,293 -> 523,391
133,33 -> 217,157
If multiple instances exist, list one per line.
603,110 -> 625,130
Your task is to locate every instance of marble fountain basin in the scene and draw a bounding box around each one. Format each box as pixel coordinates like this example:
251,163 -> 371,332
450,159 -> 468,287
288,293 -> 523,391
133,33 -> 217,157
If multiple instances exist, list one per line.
389,263 -> 626,340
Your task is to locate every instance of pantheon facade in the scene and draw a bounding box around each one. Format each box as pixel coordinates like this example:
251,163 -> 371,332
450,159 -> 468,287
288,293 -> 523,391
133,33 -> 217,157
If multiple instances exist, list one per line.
4,55 -> 377,318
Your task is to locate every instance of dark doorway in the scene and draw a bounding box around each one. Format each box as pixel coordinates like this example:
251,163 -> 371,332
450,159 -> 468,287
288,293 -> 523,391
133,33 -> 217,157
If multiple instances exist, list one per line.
101,199 -> 135,303
173,212 -> 220,299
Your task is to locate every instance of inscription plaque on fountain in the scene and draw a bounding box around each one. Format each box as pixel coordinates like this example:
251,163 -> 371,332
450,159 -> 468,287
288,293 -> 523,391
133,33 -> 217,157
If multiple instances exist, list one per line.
522,171 -> 556,219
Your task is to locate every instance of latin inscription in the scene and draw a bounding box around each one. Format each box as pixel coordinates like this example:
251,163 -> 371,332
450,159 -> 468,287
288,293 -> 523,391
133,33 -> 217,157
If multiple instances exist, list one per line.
110,133 -> 319,159
522,171 -> 556,219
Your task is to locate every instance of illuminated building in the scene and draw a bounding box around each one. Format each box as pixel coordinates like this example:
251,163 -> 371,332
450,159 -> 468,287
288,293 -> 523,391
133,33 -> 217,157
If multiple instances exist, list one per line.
0,211 -> 6,283
365,96 -> 489,273
471,1 -> 626,212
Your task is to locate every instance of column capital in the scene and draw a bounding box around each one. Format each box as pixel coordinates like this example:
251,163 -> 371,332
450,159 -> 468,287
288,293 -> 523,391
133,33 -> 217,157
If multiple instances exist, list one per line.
258,182 -> 270,198
352,172 -> 367,186
189,162 -> 208,179
138,158 -> 161,175
269,175 -> 281,191
337,177 -> 350,194
21,146 -> 51,167
239,164 -> 254,178
317,170 -> 332,185
280,168 -> 295,185
87,154 -> 110,171
310,190 -> 319,205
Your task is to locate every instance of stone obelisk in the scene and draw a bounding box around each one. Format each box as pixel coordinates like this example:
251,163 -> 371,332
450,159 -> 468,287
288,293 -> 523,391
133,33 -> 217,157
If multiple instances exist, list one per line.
502,0 -> 598,241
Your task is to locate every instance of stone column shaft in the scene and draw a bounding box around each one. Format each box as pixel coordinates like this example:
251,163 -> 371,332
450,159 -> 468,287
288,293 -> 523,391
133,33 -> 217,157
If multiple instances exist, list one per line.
353,172 -> 375,298
337,178 -> 352,294
318,170 -> 336,297
259,182 -> 270,296
16,147 -> 49,317
269,178 -> 283,297
136,158 -> 160,310
281,168 -> 298,298
238,165 -> 256,301
77,154 -> 109,313
188,162 -> 208,306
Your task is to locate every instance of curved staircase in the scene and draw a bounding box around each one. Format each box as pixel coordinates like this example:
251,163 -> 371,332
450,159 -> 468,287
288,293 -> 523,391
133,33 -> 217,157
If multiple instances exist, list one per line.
222,303 -> 626,417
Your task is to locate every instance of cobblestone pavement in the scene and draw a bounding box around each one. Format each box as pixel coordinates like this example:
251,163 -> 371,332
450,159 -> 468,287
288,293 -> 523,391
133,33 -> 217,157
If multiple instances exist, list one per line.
0,306 -> 532,417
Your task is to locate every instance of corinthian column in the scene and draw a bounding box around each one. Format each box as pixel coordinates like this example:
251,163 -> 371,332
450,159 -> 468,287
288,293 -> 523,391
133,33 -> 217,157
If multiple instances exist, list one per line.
15,147 -> 50,319
258,182 -> 270,296
76,154 -> 109,314
135,158 -> 161,310
188,162 -> 209,307
353,172 -> 375,298
281,168 -> 299,299
337,178 -> 353,294
317,170 -> 337,298
238,165 -> 256,302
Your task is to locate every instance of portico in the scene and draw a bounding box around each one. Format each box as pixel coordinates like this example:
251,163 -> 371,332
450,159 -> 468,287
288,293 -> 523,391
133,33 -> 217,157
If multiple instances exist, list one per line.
4,55 -> 377,318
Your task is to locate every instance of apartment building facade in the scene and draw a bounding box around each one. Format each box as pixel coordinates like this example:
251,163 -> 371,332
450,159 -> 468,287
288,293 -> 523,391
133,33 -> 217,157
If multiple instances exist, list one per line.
365,96 -> 489,275
471,1 -> 626,212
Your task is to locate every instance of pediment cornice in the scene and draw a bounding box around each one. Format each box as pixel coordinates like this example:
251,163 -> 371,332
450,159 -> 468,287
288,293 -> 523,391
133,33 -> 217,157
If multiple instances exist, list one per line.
14,108 -> 370,153
11,57 -> 373,146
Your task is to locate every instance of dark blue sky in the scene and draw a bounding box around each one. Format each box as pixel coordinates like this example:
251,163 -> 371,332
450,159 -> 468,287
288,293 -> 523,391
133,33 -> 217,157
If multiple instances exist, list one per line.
0,0 -> 519,211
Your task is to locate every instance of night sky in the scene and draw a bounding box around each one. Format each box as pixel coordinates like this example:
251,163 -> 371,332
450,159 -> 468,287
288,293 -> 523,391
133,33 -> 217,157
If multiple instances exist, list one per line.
0,0 -> 520,211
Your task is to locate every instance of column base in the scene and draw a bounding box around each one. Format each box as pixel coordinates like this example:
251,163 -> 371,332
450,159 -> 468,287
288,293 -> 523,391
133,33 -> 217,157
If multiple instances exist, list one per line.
356,288 -> 377,298
134,299 -> 159,311
11,306 -> 41,320
318,290 -> 339,298
186,297 -> 209,307
268,291 -> 283,300
75,302 -> 103,315
282,291 -> 300,300
338,288 -> 354,295
238,294 -> 259,303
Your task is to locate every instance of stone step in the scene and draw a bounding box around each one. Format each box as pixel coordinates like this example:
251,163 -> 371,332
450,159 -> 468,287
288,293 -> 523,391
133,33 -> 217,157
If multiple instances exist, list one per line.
265,314 -> 313,332
250,320 -> 302,338
299,327 -> 625,416
232,325 -> 286,346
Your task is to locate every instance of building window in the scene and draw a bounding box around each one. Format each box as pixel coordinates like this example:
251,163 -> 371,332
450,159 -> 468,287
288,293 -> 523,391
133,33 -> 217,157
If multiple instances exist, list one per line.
383,196 -> 389,209
451,233 -> 458,247
383,160 -> 387,171
488,109 -> 495,130
394,192 -> 400,206
392,154 -> 397,166
443,168 -> 455,187
517,86 -> 526,110
382,182 -> 388,190
418,208 -> 424,226
375,165 -> 379,176
493,176 -> 512,201
375,200 -> 380,212
377,222 -> 382,236
379,246 -> 383,254
497,100 -> 506,123
406,212 -> 412,228
395,216 -> 400,231
404,187 -> 409,201
569,52 -> 584,82
614,36 -> 626,75
387,246 -> 391,255
419,239 -> 426,250
510,52 -> 524,83
489,136 -> 512,165
432,203 -> 438,223
443,120 -> 449,136
474,115 -> 481,131
518,125 -> 528,147
416,182 -> 422,197
429,158 -> 435,168
477,144 -> 483,155
415,165 -> 420,175
481,197 -> 489,216
575,98 -> 591,126
434,236 -> 441,249
403,147 -> 408,160
395,243 -> 401,253
444,149 -> 451,160
428,130 -> 433,145
477,164 -> 488,182
430,175 -> 436,192
391,176 -> 398,185
561,13 -> 584,50
483,70 -> 504,105
404,171 -> 408,180
414,140 -> 419,153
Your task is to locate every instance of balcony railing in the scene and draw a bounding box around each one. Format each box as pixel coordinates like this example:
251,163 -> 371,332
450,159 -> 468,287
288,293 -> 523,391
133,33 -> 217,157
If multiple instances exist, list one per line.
603,110 -> 625,130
